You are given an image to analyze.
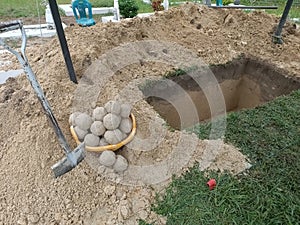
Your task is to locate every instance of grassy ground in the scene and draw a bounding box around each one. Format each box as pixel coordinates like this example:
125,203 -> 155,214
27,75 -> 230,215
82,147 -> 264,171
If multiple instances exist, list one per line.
0,0 -> 152,18
1,0 -> 299,19
143,90 -> 300,224
0,0 -> 45,18
169,0 -> 300,18
241,0 -> 300,18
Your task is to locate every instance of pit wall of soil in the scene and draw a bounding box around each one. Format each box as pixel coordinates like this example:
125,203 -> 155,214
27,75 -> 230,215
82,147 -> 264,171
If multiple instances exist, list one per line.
145,55 -> 300,129
211,55 -> 300,101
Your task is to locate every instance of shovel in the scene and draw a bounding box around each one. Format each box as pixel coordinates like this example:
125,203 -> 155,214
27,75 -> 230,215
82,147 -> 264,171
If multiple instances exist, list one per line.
0,20 -> 85,178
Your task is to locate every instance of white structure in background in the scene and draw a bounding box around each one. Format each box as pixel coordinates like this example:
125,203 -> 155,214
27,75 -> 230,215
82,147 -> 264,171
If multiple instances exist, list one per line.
101,0 -> 120,23
114,0 -> 120,21
164,0 -> 169,10
58,3 -> 114,16
203,0 -> 211,5
45,4 -> 55,29
0,50 -> 23,84
0,23 -> 66,39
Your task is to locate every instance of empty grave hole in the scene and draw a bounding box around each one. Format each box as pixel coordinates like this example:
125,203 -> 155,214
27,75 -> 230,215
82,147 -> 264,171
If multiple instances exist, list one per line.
141,56 -> 300,130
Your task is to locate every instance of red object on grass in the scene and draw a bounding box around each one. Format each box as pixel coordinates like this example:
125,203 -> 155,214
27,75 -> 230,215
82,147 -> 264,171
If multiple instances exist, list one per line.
207,179 -> 217,190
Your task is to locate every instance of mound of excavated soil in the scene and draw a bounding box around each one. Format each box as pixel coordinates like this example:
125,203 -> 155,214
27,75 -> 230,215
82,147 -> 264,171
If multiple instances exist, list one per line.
0,3 -> 300,224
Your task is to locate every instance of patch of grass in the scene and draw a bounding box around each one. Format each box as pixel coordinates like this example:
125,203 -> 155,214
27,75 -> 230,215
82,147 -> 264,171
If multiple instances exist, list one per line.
0,0 -> 71,18
0,0 -> 44,18
0,0 -> 152,19
164,66 -> 200,78
138,219 -> 154,225
1,0 -> 299,19
136,0 -> 154,13
151,90 -> 300,224
164,68 -> 187,78
171,0 -> 300,18
90,0 -> 114,7
241,0 -> 300,18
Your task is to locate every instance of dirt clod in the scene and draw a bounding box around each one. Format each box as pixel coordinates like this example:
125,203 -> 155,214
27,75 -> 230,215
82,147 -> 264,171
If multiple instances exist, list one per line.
90,121 -> 106,136
74,126 -> 88,141
75,113 -> 93,131
104,129 -> 123,144
119,118 -> 133,134
120,103 -> 132,118
99,137 -> 109,146
99,150 -> 116,167
69,112 -> 80,126
113,155 -> 129,173
103,113 -> 121,130
84,133 -> 100,147
105,100 -> 121,115
92,106 -> 107,121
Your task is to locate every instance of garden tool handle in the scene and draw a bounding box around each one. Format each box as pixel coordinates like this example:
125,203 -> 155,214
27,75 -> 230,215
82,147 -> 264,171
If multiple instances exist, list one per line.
0,20 -> 22,33
0,20 -> 85,176
0,20 -> 27,62
0,21 -> 72,155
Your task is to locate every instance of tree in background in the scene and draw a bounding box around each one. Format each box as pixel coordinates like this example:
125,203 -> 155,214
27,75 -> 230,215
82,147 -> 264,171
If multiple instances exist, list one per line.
119,0 -> 139,18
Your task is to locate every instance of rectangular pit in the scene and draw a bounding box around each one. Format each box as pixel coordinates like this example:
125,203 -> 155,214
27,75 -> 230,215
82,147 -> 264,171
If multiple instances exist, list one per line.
142,56 -> 300,130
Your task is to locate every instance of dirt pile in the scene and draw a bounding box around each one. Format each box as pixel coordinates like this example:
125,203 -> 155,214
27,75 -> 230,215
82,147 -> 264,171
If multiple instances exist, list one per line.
0,3 -> 300,224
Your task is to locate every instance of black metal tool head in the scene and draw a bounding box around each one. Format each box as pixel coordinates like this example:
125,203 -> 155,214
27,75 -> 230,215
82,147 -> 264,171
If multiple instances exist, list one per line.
51,143 -> 85,178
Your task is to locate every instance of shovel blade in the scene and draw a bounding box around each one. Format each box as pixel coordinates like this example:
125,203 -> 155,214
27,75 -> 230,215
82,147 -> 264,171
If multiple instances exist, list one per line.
51,143 -> 85,178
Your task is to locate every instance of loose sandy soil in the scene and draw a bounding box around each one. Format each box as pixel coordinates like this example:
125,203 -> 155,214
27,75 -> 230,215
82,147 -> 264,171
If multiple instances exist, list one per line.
0,3 -> 300,225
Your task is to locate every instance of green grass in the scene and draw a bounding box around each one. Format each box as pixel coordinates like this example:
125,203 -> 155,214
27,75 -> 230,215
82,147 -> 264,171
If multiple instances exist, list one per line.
0,0 -> 299,19
0,0 -> 45,18
149,90 -> 300,224
241,0 -> 300,18
0,0 -> 152,19
89,0 -> 114,7
136,0 -> 154,13
169,0 -> 300,18
139,219 -> 153,225
0,0 -> 72,18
